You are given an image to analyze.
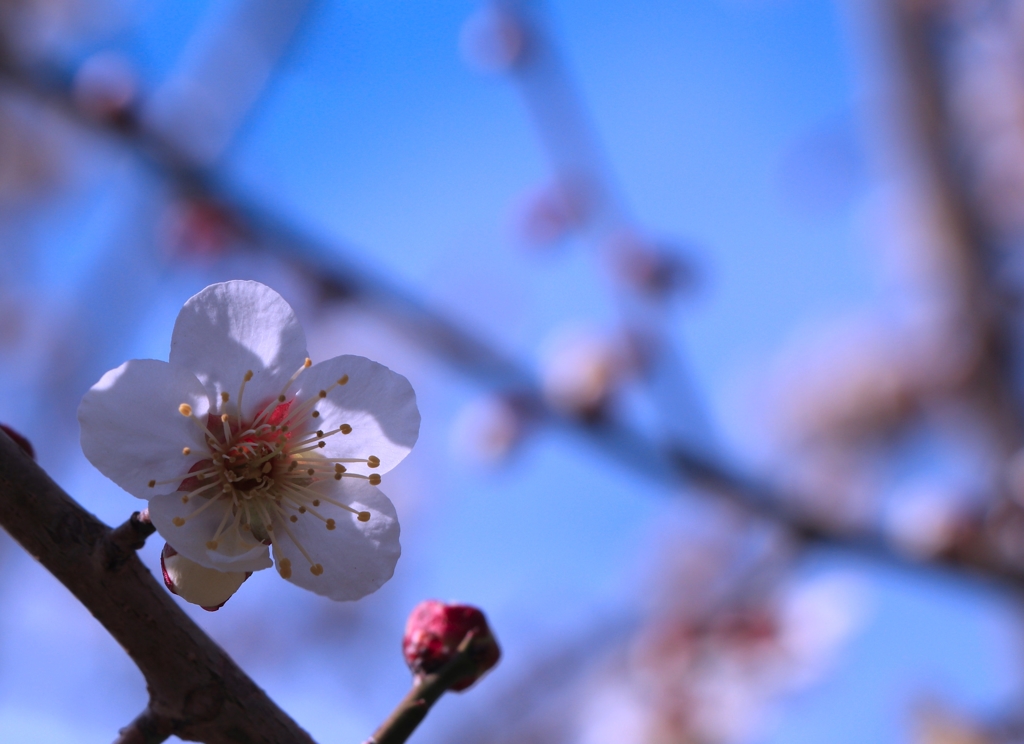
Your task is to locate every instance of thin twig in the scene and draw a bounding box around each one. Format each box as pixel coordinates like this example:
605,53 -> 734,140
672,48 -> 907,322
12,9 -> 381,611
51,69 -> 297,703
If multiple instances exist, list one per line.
113,707 -> 175,744
368,633 -> 481,744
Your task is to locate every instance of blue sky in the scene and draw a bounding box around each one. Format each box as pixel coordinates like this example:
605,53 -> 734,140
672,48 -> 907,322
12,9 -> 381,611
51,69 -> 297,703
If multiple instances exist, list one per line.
0,1 -> 1018,742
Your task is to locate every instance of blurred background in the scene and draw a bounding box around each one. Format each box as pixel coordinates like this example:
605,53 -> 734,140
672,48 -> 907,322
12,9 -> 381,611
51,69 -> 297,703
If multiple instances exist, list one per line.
3,0 -> 1024,742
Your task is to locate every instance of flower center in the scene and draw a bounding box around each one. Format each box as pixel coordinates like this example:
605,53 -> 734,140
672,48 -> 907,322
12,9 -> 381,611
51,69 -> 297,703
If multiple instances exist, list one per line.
149,359 -> 382,579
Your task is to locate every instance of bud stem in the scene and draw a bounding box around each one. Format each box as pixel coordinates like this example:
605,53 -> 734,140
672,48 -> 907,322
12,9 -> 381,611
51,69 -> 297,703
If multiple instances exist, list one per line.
367,631 -> 480,744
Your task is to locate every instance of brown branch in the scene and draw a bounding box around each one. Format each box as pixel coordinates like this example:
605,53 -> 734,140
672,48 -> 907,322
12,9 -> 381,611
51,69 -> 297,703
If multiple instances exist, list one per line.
0,429 -> 317,744
113,707 -> 175,744
368,633 -> 481,744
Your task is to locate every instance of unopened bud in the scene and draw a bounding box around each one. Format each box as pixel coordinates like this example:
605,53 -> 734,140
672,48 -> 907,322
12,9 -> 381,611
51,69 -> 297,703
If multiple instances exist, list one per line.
160,543 -> 249,612
1,424 -> 35,459
459,4 -> 527,73
402,600 -> 501,692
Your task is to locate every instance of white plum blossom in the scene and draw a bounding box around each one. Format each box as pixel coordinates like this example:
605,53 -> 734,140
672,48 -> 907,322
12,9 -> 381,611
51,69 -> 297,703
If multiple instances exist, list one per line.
78,280 -> 419,602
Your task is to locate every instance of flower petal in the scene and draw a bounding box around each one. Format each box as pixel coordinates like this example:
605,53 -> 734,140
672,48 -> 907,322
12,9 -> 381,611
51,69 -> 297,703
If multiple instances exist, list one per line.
149,491 -> 273,573
292,355 -> 419,476
78,359 -> 211,499
162,544 -> 249,609
170,280 -> 308,421
271,479 -> 400,601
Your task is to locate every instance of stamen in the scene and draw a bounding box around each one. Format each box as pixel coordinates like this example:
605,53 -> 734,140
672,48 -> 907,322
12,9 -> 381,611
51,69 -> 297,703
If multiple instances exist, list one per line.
220,391 -> 230,408
182,447 -> 191,456
170,493 -> 225,526
326,519 -> 336,530
277,557 -> 292,579
340,424 -> 352,435
221,413 -> 232,441
310,564 -> 324,576
369,474 -> 381,486
237,370 -> 253,418
358,511 -> 371,522
338,375 -> 349,385
367,456 -> 380,468
179,403 -> 192,417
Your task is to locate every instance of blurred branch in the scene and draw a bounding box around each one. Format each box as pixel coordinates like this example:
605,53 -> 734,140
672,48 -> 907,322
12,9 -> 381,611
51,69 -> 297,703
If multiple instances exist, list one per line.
0,429 -> 317,744
884,0 -> 1024,453
2,53 -> 1024,593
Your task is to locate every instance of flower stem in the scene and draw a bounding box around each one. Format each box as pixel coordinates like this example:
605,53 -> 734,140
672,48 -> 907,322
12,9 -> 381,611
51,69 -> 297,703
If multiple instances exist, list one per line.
366,632 -> 480,744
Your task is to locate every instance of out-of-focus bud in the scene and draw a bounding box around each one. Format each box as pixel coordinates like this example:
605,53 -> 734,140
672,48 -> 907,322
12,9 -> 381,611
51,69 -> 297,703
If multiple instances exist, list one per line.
159,198 -> 238,260
160,543 -> 249,612
0,424 -> 35,459
73,51 -> 138,126
884,484 -> 966,559
450,394 -> 530,465
606,230 -> 696,299
510,176 -> 591,248
540,326 -> 627,418
459,3 -> 527,73
402,600 -> 501,692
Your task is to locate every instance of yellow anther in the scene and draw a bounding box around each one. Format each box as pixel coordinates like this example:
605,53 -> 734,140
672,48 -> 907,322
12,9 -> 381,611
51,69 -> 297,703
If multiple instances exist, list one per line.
318,390 -> 327,398
290,515 -> 298,523
367,456 -> 380,468
310,564 -> 323,576
307,468 -> 315,476
338,375 -> 349,385
316,430 -> 324,438
312,499 -> 320,507
335,464 -> 346,473
181,496 -> 189,504
334,473 -> 342,480
340,424 -> 352,435
182,447 -> 191,455
311,411 -> 320,419
278,394 -> 286,403
148,479 -> 156,488
368,474 -> 381,486
278,558 -> 292,579
298,506 -> 307,513
221,392 -> 229,404
304,358 -> 312,368
206,540 -> 218,550
326,519 -> 336,530
244,370 -> 254,381
179,403 -> 193,417
221,413 -> 229,422
172,517 -> 185,527
317,441 -> 326,448
358,511 -> 371,522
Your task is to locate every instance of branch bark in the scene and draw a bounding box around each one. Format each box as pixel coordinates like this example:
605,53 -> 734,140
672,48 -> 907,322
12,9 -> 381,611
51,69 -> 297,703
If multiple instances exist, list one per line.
0,429 -> 316,744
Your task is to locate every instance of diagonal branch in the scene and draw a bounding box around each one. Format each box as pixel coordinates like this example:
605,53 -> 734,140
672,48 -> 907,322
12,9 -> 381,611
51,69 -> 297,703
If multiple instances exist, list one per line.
2,55 -> 1024,593
0,429 -> 317,744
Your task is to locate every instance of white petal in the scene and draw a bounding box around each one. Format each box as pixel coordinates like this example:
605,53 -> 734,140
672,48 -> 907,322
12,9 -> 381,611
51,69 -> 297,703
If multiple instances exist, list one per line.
162,546 -> 248,608
271,479 -> 400,601
78,359 -> 211,499
292,355 -> 419,476
170,281 -> 308,421
149,491 -> 273,573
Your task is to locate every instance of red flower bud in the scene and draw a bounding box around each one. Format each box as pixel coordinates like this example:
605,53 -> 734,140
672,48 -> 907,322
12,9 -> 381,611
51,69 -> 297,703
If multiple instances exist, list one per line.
1,424 -> 35,459
402,600 -> 500,692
